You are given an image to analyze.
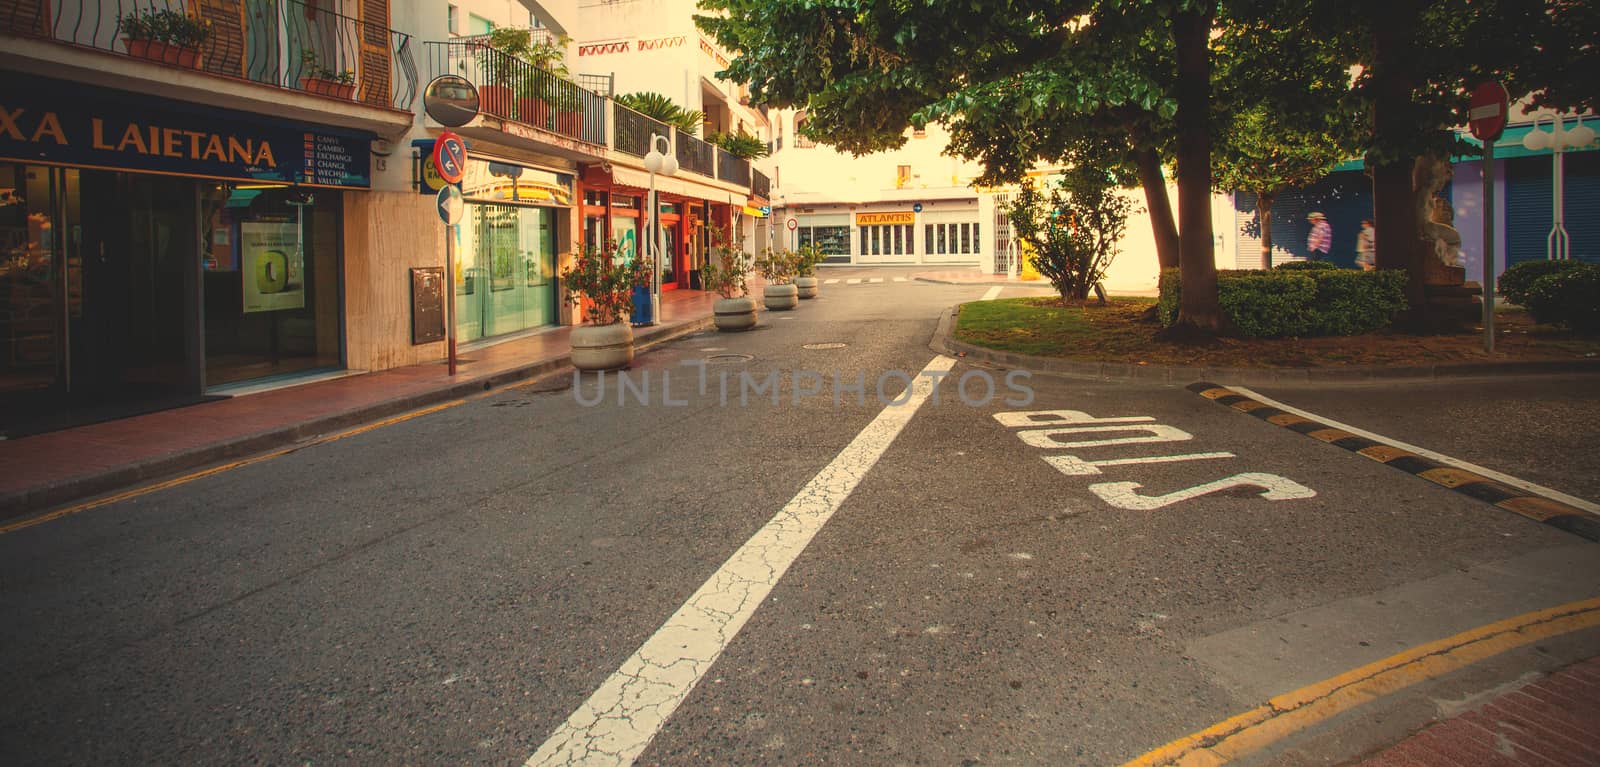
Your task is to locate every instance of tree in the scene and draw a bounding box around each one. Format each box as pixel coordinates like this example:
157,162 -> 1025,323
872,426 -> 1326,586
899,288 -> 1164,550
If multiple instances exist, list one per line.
1230,0 -> 1599,327
698,0 -> 1230,334
1211,18 -> 1363,269
1008,169 -> 1137,303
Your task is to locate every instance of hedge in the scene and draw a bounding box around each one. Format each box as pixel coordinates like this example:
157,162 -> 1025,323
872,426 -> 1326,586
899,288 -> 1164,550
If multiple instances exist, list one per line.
1274,260 -> 1341,271
1499,259 -> 1583,306
1522,262 -> 1600,334
1159,267 -> 1408,338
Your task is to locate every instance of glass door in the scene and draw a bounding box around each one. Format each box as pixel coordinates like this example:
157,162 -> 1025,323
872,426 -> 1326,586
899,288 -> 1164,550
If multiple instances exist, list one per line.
458,202 -> 557,343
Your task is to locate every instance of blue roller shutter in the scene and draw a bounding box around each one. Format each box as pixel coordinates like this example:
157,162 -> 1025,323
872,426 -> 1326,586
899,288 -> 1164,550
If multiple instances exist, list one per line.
1506,151 -> 1600,266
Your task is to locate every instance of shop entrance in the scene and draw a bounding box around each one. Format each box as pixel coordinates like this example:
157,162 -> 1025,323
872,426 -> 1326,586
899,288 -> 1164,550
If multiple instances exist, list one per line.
0,166 -> 201,435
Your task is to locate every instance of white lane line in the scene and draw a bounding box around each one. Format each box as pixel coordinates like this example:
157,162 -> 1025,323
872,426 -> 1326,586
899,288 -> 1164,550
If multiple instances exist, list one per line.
980,286 -> 1003,301
527,355 -> 962,767
1230,386 -> 1600,515
824,279 -> 840,284
893,277 -> 908,282
869,277 -> 884,283
847,278 -> 862,284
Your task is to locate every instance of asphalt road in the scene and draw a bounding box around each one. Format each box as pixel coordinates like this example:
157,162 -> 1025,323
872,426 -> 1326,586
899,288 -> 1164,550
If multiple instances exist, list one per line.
3,269 -> 1598,766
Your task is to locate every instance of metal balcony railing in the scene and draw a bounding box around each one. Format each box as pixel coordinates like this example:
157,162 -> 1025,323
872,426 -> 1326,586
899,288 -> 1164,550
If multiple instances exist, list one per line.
613,102 -> 669,158
3,0 -> 418,111
424,40 -> 604,145
676,133 -> 715,178
751,169 -> 770,200
716,148 -> 751,187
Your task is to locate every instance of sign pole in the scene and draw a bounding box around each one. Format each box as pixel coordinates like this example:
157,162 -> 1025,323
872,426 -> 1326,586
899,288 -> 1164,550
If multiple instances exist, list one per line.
446,225 -> 457,375
1482,138 -> 1495,354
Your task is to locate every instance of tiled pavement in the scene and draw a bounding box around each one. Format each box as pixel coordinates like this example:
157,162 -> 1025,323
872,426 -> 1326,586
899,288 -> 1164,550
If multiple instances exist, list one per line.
0,287 -> 730,517
1356,656 -> 1600,766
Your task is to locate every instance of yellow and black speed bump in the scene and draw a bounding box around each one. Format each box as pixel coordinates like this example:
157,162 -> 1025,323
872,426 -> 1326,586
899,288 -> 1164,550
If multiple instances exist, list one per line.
1187,382 -> 1600,543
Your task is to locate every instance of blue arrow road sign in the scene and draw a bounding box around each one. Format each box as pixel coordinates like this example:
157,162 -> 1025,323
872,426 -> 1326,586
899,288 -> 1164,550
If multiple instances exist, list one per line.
436,184 -> 464,225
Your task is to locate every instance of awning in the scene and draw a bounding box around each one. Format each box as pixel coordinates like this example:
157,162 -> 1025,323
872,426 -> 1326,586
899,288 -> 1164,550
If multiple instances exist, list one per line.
1332,123 -> 1599,172
611,166 -> 742,204
741,205 -> 768,217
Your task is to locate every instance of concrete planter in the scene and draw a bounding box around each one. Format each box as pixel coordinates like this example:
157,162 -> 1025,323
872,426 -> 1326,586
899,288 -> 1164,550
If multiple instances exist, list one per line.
764,283 -> 799,311
570,322 -> 634,371
795,276 -> 819,299
713,297 -> 759,331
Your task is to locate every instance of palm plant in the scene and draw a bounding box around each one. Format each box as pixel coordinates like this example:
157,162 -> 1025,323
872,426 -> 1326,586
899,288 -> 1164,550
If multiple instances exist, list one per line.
614,92 -> 703,136
707,130 -> 770,160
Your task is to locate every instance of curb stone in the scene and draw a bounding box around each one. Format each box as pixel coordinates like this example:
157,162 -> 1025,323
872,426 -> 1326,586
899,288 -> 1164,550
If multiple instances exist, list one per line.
930,302 -> 1600,384
0,317 -> 715,519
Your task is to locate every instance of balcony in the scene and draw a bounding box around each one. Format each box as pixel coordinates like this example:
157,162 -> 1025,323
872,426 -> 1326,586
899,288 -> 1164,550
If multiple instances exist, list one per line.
752,169 -> 770,201
676,133 -> 715,177
613,102 -> 670,158
716,148 -> 750,187
1,0 -> 418,114
425,40 -> 605,148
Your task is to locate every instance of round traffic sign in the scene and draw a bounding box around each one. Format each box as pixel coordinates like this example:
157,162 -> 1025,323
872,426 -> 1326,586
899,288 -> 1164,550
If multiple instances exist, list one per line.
786,217 -> 798,231
436,184 -> 464,225
432,131 -> 467,186
1468,81 -> 1509,142
913,202 -> 923,213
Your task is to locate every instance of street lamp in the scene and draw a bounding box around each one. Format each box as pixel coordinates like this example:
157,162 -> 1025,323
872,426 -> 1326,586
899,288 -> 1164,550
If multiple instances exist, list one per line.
1522,113 -> 1597,261
642,133 -> 678,325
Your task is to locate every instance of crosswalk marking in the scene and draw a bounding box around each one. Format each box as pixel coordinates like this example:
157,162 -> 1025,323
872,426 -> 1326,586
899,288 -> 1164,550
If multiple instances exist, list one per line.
893,277 -> 908,282
824,278 -> 839,284
869,277 -> 884,283
847,278 -> 862,284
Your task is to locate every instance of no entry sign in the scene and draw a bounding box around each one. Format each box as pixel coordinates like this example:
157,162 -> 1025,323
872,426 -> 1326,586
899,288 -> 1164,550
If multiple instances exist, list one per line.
1468,81 -> 1509,142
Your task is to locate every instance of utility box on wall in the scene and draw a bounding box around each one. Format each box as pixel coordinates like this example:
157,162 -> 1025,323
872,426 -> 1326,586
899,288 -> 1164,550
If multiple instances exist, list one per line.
410,267 -> 445,344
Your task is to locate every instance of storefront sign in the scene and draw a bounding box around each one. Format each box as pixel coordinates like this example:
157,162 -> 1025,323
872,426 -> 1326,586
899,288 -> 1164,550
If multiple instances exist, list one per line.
460,157 -> 572,206
0,76 -> 372,189
856,211 -> 915,226
240,222 -> 306,313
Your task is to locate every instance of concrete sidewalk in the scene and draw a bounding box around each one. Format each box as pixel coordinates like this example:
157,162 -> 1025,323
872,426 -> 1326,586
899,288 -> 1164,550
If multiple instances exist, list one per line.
0,288 -> 725,518
1356,655 -> 1600,766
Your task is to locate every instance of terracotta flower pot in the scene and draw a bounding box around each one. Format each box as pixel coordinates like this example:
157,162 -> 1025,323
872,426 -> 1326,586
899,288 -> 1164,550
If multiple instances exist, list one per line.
300,77 -> 356,100
571,322 -> 634,371
125,39 -> 200,68
713,297 -> 758,331
478,85 -> 514,120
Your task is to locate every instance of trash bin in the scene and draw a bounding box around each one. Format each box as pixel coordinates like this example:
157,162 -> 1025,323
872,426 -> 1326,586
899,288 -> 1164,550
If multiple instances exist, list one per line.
630,283 -> 654,326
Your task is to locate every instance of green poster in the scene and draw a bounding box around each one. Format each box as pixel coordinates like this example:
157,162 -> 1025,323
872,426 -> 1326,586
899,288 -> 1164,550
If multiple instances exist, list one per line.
240,221 -> 305,313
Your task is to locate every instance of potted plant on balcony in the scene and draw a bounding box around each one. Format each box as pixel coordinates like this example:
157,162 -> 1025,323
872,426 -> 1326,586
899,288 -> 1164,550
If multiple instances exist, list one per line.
701,230 -> 756,331
300,51 -> 356,100
477,27 -> 539,119
512,34 -> 574,129
755,248 -> 800,311
563,240 -> 651,371
118,8 -> 210,68
793,244 -> 824,299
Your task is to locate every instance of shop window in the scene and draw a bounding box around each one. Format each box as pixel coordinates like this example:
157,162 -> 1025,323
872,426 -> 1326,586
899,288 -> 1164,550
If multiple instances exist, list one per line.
798,225 -> 849,256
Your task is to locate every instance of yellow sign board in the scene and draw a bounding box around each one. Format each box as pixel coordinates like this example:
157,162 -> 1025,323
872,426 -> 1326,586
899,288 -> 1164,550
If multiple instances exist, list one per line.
855,211 -> 915,226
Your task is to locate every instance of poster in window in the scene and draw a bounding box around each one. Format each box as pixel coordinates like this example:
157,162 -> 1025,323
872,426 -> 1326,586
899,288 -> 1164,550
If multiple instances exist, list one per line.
240,221 -> 305,313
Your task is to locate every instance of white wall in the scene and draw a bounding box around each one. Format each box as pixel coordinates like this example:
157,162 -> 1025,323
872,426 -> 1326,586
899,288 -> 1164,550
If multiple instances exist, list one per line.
765,112 -> 984,201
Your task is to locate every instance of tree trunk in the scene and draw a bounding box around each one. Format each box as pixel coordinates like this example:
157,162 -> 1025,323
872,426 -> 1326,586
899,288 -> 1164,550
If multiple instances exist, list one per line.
1258,191 -> 1276,270
1369,0 -> 1428,327
1136,148 -> 1181,271
1168,5 -> 1223,335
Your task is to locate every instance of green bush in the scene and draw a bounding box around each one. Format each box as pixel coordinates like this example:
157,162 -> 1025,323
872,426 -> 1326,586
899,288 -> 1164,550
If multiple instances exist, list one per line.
1157,269 -> 1181,326
1274,260 -> 1342,271
1522,263 -> 1600,334
1158,268 -> 1408,337
1499,259 -> 1583,306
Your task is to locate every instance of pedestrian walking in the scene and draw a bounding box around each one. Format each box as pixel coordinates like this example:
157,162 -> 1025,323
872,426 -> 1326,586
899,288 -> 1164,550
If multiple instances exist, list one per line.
1356,219 -> 1376,271
1306,212 -> 1332,260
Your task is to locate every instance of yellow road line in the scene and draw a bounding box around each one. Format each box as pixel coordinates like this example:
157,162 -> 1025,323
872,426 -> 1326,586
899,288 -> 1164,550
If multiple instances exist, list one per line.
1120,596 -> 1600,767
0,399 -> 465,536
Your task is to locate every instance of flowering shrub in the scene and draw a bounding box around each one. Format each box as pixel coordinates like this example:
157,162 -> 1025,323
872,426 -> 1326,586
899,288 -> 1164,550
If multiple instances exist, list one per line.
700,228 -> 751,298
563,241 -> 651,325
118,8 -> 212,48
794,244 -> 825,277
754,248 -> 799,285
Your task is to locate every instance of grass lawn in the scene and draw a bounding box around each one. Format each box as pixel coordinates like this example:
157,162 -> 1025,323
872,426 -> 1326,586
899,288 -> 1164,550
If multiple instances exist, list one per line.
952,296 -> 1600,368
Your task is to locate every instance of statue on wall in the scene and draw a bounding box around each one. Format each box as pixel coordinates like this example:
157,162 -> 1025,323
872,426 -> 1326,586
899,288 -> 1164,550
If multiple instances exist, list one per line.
1412,155 -> 1465,282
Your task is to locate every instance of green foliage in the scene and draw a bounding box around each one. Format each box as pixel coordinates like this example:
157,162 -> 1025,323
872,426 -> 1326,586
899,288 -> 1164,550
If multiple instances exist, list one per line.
1275,260 -> 1341,271
615,92 -> 703,136
753,248 -> 799,285
562,240 -> 651,325
1159,268 -> 1408,337
1009,170 -> 1135,303
301,51 -> 354,84
487,28 -> 569,77
699,231 -> 752,299
707,130 -> 770,159
793,245 -> 824,277
1499,259 -> 1584,307
118,8 -> 211,47
1522,264 -> 1600,334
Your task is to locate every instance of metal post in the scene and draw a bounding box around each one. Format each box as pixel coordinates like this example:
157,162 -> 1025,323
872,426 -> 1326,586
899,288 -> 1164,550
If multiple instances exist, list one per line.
446,224 -> 457,375
1483,140 -> 1495,354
